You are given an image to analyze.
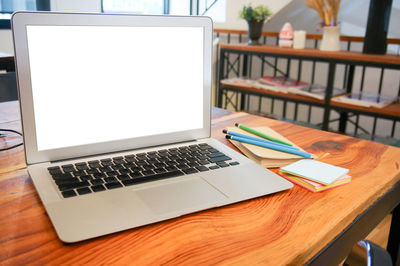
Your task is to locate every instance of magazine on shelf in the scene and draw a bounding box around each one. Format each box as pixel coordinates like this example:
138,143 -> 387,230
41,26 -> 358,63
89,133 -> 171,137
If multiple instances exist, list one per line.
331,92 -> 399,108
288,84 -> 347,100
258,76 -> 308,89
220,77 -> 290,93
220,77 -> 258,88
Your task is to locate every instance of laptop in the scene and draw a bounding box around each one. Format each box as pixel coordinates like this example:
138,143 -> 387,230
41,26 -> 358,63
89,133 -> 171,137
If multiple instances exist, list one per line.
12,11 -> 293,243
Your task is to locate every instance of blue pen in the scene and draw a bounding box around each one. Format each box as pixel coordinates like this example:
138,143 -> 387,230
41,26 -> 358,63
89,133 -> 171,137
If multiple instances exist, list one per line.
225,134 -> 312,158
222,129 -> 300,151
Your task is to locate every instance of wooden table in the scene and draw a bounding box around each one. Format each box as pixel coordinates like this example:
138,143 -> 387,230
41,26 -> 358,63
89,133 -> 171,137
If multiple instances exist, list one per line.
1,101 -> 400,265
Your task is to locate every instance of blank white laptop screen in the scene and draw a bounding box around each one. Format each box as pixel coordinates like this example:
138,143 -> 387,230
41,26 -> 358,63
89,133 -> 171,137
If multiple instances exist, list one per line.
25,25 -> 204,151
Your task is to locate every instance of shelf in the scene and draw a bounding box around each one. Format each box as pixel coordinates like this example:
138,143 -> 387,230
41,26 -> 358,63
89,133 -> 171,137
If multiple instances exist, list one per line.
220,44 -> 400,67
217,43 -> 400,135
330,101 -> 400,119
220,83 -> 400,120
220,83 -> 324,106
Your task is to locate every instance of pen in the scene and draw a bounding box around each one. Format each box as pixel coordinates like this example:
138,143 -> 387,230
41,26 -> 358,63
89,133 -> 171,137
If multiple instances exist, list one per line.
222,129 -> 300,151
235,123 -> 293,146
226,134 -> 312,158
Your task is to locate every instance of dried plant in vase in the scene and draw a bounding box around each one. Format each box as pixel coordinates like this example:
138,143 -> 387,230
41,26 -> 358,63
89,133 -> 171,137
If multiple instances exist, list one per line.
306,0 -> 341,51
239,5 -> 272,45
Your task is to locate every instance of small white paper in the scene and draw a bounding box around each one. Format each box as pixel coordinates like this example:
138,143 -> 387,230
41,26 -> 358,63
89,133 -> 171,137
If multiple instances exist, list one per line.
280,159 -> 349,185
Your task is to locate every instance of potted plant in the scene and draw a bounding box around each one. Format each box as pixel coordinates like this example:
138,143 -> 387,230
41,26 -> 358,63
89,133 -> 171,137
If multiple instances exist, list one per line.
239,4 -> 272,45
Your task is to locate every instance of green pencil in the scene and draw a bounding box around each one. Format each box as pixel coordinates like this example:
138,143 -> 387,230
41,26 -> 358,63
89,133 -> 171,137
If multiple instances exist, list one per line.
234,123 -> 293,146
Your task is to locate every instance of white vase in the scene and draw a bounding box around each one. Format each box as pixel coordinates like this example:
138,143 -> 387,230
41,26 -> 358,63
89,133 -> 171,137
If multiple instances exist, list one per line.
320,26 -> 341,51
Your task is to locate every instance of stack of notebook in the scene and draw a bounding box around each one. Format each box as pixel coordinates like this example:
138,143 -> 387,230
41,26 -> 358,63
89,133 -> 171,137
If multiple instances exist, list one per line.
278,159 -> 351,192
226,126 -> 317,168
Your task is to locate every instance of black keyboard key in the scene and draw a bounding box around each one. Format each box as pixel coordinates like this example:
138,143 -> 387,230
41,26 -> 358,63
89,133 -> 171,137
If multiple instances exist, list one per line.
155,168 -> 166,174
177,164 -> 189,170
99,166 -> 113,173
87,168 -> 100,174
130,171 -> 143,178
58,180 -> 90,191
75,163 -> 89,170
188,162 -> 200,167
123,170 -> 184,186
52,172 -> 74,181
77,187 -> 92,195
209,165 -> 220,170
106,171 -> 119,177
142,170 -> 155,176
91,184 -> 106,192
229,161 -> 240,166
217,162 -> 229,168
62,164 -> 75,172
125,157 -> 137,163
112,164 -> 125,171
48,166 -> 62,175
117,174 -> 130,181
113,159 -> 125,165
165,166 -> 177,171
196,165 -> 209,172
208,148 -> 219,153
93,172 -> 107,179
101,160 -> 113,166
183,168 -> 198,174
80,175 -> 93,181
55,178 -> 80,186
104,176 -> 117,183
119,168 -> 131,175
130,166 -> 143,172
199,144 -> 212,150
198,160 -> 210,165
62,164 -> 74,169
105,182 -> 123,190
73,170 -> 86,177
62,190 -> 77,198
208,152 -> 225,158
143,164 -> 155,170
91,179 -> 104,185
147,159 -> 159,164
112,156 -> 123,160
209,155 -> 231,163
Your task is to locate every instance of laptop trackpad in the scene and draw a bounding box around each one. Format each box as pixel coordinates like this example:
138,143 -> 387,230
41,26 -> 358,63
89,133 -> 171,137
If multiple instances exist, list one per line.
134,177 -> 227,215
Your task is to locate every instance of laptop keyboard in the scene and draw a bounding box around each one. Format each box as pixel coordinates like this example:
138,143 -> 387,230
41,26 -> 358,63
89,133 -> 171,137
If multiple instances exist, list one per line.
47,143 -> 240,198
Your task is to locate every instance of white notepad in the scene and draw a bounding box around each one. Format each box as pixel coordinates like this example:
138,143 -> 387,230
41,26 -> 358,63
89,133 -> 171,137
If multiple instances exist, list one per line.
280,159 -> 349,185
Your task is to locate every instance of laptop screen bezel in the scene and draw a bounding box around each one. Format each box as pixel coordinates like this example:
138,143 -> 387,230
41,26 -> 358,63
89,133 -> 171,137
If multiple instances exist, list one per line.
12,11 -> 213,165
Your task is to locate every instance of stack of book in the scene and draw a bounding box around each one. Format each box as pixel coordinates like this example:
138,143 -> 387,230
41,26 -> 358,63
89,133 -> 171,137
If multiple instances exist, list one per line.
226,126 -> 317,168
278,159 -> 351,192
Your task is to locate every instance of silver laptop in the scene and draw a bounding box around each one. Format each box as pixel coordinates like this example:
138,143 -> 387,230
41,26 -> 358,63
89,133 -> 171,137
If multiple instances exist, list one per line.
12,11 -> 292,243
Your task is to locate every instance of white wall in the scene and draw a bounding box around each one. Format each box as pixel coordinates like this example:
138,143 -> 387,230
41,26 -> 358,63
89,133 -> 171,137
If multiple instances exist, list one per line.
0,30 -> 13,54
214,0 -> 292,30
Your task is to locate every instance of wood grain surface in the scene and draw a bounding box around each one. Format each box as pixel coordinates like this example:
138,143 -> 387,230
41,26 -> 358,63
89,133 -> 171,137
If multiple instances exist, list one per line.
1,101 -> 400,265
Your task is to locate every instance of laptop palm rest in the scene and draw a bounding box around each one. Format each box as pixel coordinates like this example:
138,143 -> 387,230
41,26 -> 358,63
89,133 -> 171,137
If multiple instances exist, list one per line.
134,177 -> 228,215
